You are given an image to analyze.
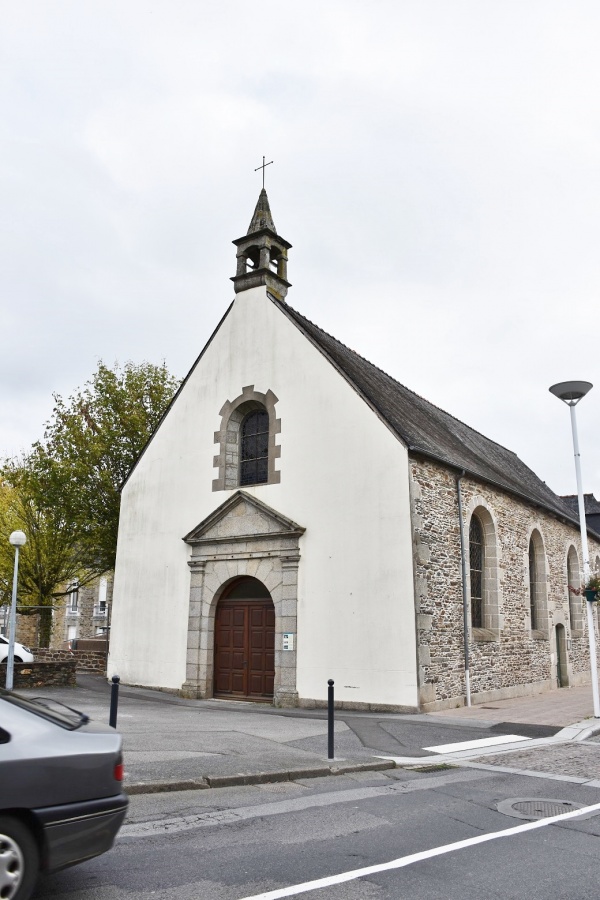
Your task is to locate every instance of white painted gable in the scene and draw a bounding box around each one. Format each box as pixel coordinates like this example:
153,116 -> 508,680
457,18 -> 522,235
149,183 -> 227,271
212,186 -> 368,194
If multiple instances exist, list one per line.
109,284 -> 417,708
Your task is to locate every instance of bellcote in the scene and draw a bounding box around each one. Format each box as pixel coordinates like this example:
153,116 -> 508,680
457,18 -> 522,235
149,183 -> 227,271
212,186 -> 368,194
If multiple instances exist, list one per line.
231,189 -> 292,302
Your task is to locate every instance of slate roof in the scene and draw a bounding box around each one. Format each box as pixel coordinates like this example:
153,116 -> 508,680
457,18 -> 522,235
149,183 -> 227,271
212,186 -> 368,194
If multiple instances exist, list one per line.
275,296 -> 583,529
561,494 -> 600,516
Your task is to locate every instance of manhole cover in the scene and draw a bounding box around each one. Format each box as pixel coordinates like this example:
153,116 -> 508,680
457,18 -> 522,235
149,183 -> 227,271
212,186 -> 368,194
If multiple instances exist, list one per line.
497,797 -> 590,821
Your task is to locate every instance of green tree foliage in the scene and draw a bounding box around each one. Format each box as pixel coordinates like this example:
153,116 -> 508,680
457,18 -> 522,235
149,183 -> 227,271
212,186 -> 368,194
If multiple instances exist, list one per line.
32,360 -> 180,573
0,470 -> 90,646
0,481 -> 18,609
0,361 -> 180,646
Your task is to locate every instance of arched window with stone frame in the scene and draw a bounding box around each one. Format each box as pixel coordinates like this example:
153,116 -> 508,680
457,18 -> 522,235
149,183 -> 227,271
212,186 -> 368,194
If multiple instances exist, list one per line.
469,514 -> 484,629
240,408 -> 269,486
528,530 -> 548,637
213,386 -> 281,492
566,545 -> 583,636
467,505 -> 500,640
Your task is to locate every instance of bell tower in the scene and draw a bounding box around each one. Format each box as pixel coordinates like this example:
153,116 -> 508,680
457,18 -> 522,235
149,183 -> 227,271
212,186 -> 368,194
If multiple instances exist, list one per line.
231,189 -> 292,302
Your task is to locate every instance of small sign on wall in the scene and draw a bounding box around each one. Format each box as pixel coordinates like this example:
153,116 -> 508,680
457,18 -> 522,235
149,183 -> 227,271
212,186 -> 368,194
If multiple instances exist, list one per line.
282,632 -> 295,651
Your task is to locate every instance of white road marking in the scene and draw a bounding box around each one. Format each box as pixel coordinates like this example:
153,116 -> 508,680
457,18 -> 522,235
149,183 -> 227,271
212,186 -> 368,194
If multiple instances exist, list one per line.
423,734 -> 530,753
237,799 -> 600,900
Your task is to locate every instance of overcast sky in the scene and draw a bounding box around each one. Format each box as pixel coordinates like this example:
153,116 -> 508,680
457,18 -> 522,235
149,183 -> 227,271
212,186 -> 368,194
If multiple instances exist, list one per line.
2,1 -> 599,497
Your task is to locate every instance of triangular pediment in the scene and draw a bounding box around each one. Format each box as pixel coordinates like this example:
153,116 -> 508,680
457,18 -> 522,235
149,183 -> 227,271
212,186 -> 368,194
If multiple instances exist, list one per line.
183,491 -> 305,544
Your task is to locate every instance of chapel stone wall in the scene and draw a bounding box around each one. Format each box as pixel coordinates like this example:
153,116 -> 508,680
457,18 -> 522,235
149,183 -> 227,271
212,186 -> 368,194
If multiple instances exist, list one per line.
410,458 -> 600,710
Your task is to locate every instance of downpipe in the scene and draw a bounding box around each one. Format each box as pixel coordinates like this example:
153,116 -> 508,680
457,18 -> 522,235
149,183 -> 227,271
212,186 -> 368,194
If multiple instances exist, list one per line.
456,471 -> 471,707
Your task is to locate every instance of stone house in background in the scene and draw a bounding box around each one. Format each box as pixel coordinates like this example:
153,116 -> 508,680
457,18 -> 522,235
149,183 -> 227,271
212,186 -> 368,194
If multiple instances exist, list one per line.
57,574 -> 112,648
8,608 -> 37,649
8,574 -> 112,650
108,190 -> 600,712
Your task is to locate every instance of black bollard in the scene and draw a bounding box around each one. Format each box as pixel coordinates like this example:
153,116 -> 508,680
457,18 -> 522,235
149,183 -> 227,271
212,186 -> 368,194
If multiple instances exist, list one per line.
109,674 -> 120,728
327,679 -> 334,760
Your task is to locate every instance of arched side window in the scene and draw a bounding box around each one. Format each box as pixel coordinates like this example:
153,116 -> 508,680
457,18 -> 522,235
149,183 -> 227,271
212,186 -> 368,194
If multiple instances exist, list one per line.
528,530 -> 548,637
213,386 -> 281,491
566,546 -> 583,636
528,539 -> 538,630
466,503 -> 500,640
469,515 -> 484,629
240,409 -> 269,486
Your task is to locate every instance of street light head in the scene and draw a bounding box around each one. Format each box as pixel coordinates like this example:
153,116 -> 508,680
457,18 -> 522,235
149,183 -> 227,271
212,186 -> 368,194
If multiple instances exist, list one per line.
9,531 -> 26,547
549,381 -> 593,406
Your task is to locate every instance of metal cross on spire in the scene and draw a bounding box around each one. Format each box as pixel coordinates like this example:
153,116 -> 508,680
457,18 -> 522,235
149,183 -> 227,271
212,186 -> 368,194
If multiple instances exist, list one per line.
254,155 -> 274,189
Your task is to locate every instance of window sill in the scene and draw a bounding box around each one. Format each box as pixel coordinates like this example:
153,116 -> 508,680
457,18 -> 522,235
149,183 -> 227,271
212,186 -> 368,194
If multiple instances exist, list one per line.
472,628 -> 499,643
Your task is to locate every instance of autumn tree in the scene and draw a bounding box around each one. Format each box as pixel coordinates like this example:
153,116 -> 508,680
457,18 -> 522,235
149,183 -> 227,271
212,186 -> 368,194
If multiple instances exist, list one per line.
32,360 -> 180,571
1,360 -> 180,646
0,466 -> 91,646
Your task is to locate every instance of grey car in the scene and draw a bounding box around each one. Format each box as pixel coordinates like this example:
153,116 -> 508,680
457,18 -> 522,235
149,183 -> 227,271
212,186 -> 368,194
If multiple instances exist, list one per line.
0,688 -> 128,900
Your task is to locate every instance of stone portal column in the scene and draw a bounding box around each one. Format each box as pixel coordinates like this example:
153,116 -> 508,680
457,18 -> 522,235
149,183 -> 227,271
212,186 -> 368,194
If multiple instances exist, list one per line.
273,553 -> 300,708
181,559 -> 206,699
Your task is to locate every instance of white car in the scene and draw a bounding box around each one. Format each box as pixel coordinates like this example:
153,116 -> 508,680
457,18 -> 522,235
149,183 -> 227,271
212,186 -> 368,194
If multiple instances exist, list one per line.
0,633 -> 34,664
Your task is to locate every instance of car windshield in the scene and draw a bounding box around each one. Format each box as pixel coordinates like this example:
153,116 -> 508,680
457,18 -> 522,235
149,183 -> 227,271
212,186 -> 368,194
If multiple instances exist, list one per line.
0,689 -> 89,730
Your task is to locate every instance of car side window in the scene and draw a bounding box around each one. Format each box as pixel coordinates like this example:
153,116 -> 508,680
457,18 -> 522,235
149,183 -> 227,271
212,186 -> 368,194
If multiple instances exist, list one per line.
0,692 -> 89,730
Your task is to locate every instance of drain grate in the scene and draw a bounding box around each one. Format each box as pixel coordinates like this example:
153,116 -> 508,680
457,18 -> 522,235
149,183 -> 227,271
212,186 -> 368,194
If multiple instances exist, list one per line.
513,800 -> 577,818
497,797 -> 588,821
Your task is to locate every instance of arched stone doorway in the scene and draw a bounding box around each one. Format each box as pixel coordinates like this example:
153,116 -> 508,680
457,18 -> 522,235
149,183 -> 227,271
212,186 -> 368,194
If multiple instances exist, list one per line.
214,577 -> 275,700
181,491 -> 304,707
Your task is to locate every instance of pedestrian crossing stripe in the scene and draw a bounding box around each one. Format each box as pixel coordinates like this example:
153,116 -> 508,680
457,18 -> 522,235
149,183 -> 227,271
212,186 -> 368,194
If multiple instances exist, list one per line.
423,734 -> 530,753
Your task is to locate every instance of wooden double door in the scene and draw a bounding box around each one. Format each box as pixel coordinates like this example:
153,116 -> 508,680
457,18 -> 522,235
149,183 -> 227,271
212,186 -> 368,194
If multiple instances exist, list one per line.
214,589 -> 275,700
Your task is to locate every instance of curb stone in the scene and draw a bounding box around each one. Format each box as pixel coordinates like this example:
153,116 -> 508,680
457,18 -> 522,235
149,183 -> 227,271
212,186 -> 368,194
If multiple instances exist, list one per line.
556,719 -> 600,742
125,760 -> 396,795
126,779 -> 209,795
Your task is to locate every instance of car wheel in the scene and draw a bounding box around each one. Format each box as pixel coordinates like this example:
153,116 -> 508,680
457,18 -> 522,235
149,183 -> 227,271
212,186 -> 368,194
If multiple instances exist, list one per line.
13,658 -> 22,664
0,816 -> 39,900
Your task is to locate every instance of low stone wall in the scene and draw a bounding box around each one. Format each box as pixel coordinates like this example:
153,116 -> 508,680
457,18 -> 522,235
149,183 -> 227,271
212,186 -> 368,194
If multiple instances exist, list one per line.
70,640 -> 108,653
32,648 -> 106,674
13,660 -> 76,689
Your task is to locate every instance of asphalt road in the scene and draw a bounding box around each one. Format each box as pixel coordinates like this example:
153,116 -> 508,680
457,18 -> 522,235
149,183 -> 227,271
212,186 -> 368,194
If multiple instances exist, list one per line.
16,675 -> 564,790
33,765 -> 600,899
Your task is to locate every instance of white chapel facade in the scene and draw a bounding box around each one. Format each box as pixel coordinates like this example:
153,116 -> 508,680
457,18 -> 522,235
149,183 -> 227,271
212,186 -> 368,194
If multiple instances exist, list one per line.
109,191 -> 600,712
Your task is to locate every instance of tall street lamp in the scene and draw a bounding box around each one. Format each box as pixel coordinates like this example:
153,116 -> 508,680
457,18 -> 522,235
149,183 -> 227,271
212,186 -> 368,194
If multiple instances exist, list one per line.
6,530 -> 27,692
549,380 -> 599,718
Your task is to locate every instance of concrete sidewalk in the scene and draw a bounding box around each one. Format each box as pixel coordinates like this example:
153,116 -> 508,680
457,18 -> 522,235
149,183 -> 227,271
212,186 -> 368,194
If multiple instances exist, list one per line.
16,676 -> 600,794
427,683 -> 599,727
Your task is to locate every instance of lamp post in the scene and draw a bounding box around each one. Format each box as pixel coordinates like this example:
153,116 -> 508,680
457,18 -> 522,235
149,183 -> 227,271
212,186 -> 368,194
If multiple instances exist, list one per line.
549,380 -> 599,718
6,530 -> 27,691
